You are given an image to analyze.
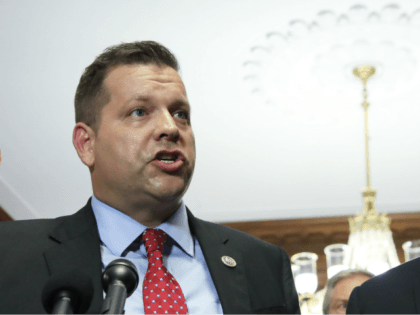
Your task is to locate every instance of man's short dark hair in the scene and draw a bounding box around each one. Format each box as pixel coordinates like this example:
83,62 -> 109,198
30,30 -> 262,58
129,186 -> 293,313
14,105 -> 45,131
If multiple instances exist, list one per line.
74,41 -> 179,133
322,269 -> 374,315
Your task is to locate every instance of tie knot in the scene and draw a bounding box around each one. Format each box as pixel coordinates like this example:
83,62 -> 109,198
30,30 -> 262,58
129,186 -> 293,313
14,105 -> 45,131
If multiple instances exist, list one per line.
142,228 -> 168,255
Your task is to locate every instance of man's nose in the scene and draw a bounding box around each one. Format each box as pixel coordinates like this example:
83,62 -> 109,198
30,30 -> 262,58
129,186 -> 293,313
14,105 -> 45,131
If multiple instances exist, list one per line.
154,110 -> 180,142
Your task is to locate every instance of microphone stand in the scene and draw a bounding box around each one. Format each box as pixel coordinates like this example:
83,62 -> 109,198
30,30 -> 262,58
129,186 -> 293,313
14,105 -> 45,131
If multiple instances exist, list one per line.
52,290 -> 77,314
101,282 -> 127,314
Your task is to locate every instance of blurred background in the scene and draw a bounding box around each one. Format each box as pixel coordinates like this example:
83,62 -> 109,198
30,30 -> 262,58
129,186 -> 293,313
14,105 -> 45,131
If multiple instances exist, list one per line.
1,0 -> 418,222
2,1 -> 420,312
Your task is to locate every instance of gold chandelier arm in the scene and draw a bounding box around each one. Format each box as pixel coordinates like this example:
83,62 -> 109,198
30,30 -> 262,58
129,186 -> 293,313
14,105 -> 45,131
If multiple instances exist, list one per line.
362,83 -> 371,188
353,66 -> 375,188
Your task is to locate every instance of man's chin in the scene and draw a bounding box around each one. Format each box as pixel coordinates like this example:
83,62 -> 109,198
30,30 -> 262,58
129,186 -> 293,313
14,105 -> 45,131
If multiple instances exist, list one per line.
144,172 -> 193,203
149,184 -> 187,202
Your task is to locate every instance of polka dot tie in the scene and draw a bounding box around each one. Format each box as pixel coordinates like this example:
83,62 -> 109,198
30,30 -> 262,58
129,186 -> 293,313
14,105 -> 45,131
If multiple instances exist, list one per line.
142,229 -> 188,314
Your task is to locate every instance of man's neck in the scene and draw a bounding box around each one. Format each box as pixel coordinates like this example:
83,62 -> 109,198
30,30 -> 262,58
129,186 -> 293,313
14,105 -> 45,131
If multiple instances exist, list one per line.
93,193 -> 181,228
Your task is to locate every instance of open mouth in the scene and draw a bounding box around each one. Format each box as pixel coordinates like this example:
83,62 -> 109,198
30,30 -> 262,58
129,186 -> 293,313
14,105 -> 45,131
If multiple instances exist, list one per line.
155,151 -> 183,163
153,150 -> 185,172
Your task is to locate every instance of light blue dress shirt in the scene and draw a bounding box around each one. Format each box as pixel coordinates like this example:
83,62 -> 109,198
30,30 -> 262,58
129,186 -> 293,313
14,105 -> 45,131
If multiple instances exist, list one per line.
91,195 -> 223,314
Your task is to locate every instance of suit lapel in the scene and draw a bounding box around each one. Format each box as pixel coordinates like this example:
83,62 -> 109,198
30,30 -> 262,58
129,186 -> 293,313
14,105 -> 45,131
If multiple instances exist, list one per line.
187,208 -> 252,314
43,199 -> 103,314
41,202 -> 253,313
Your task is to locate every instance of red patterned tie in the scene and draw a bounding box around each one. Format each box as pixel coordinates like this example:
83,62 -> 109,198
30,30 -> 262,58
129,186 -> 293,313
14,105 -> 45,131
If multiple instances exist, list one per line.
142,229 -> 188,314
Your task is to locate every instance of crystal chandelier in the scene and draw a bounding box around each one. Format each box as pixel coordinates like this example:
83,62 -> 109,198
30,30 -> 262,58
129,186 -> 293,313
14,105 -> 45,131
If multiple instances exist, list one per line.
345,65 -> 400,275
291,66 -> 403,314
242,4 -> 420,314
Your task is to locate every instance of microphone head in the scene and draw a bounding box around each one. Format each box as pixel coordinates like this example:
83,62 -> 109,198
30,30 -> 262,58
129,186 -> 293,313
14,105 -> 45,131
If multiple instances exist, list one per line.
41,269 -> 94,314
102,259 -> 139,297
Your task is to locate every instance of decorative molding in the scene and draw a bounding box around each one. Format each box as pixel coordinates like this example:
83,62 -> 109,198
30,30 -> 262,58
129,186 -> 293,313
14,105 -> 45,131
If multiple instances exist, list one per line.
243,4 -> 420,111
0,205 -> 12,222
222,211 -> 420,289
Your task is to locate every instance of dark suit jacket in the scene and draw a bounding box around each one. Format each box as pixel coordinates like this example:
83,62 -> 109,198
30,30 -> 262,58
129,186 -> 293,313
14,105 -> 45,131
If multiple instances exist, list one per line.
347,258 -> 420,314
0,199 -> 300,314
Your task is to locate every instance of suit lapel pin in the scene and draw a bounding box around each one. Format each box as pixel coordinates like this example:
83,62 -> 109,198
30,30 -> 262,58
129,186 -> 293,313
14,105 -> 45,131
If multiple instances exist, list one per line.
221,255 -> 237,267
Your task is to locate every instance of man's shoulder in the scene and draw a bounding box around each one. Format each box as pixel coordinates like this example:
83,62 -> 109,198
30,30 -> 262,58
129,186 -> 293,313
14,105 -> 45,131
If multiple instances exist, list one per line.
0,216 -> 66,236
190,214 -> 283,254
0,216 -> 70,262
196,217 -> 269,241
362,258 -> 420,290
354,258 -> 420,301
0,199 -> 94,240
348,259 -> 420,313
0,216 -> 77,257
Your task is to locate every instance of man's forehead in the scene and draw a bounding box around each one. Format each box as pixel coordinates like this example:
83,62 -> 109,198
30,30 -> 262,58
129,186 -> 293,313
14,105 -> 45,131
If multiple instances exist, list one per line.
102,64 -> 188,110
332,275 -> 369,298
106,64 -> 184,87
336,274 -> 370,286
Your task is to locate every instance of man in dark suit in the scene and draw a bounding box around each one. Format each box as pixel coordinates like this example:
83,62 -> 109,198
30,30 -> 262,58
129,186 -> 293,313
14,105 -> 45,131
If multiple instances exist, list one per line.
0,41 -> 299,314
346,258 -> 420,314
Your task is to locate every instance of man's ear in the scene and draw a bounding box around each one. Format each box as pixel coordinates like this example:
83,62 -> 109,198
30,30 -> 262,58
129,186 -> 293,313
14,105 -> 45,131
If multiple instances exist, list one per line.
73,122 -> 96,167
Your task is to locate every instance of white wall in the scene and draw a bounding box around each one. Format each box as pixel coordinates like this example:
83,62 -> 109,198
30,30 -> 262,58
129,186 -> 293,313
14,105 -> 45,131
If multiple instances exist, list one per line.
0,0 -> 419,222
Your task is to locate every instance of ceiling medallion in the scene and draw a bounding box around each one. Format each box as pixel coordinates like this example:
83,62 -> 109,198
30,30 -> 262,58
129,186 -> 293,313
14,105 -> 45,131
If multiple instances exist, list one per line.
243,4 -> 420,109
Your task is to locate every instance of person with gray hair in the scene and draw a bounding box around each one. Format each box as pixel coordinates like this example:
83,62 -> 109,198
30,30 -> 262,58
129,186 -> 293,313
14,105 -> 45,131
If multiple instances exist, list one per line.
323,269 -> 373,314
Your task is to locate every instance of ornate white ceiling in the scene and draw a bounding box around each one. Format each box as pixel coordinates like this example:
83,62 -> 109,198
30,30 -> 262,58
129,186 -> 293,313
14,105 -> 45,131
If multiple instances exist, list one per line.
0,0 -> 419,222
244,4 -> 420,114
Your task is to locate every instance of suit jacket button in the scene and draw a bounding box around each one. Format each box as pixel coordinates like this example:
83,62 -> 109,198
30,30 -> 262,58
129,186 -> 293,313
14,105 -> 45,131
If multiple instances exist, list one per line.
221,255 -> 237,267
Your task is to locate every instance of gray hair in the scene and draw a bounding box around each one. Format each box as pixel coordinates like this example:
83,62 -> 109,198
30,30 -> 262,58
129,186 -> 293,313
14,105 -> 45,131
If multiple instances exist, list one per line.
322,269 -> 374,315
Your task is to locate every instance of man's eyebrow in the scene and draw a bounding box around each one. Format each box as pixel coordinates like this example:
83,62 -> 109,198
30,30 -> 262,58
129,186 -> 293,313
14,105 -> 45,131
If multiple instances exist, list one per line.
172,98 -> 190,109
127,95 -> 190,110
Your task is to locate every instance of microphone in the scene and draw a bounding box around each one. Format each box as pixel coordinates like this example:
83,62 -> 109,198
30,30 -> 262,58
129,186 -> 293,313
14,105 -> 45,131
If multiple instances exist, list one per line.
100,259 -> 139,314
41,269 -> 94,314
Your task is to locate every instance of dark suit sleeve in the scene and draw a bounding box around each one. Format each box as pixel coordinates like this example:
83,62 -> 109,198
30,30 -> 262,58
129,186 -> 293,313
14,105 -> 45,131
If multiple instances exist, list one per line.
279,247 -> 301,314
346,286 -> 362,314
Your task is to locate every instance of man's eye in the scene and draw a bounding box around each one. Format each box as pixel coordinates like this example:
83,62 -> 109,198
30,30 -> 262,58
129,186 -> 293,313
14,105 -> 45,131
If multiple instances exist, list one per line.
131,109 -> 146,117
175,111 -> 189,120
338,302 -> 348,309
